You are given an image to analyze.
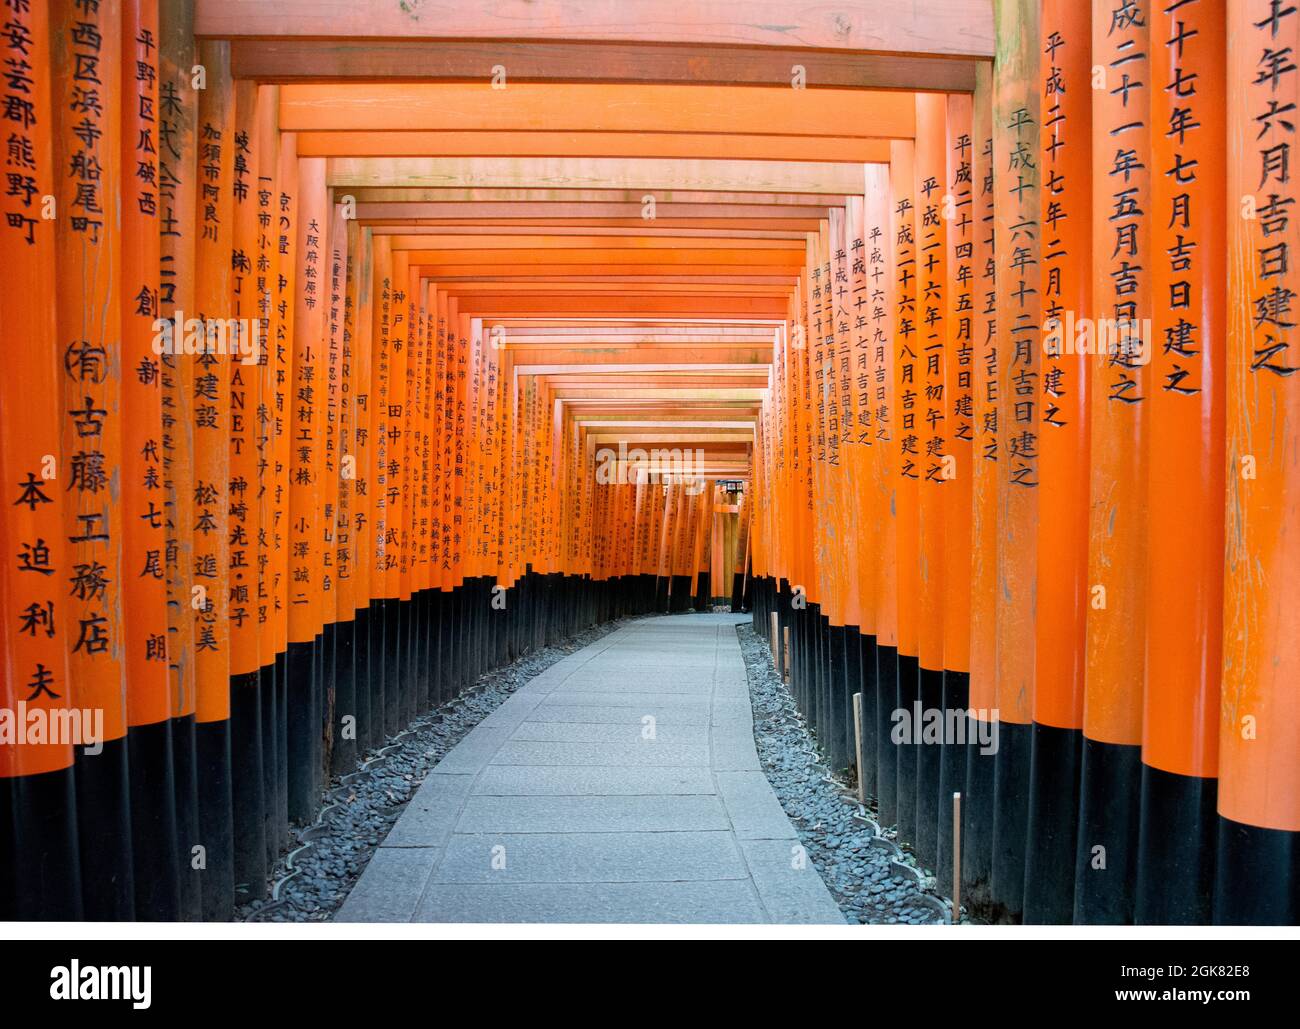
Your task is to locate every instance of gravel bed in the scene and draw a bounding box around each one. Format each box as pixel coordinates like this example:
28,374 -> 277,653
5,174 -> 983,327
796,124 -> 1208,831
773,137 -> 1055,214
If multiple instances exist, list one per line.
736,622 -> 951,925
238,617 -> 637,922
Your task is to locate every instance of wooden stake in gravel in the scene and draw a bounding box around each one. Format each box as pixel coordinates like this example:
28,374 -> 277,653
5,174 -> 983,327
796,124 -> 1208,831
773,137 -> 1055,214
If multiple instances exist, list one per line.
952,792 -> 962,921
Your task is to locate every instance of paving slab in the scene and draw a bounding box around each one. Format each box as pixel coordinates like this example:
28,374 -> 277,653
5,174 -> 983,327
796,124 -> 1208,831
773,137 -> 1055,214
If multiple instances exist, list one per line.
337,613 -> 844,924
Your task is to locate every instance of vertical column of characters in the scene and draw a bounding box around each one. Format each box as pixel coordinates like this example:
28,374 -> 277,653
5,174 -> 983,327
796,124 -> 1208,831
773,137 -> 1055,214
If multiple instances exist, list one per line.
383,248 -> 407,719
434,287 -> 451,592
121,0 -> 182,920
272,120 -> 295,703
1078,0 -> 1152,925
320,199 -> 345,721
121,0 -> 170,750
834,204 -> 861,635
827,210 -> 855,762
439,295 -> 456,588
784,286 -> 801,603
415,286 -> 434,609
0,0 -> 81,920
991,0 -> 1042,922
1023,0 -> 1093,926
809,225 -> 832,632
965,61 -> 999,911
1136,0 -> 1226,925
890,138 -> 919,839
330,211 -> 359,770
252,85 -> 286,856
227,81 -> 259,685
190,37 -> 234,920
288,157 -> 326,647
865,164 -> 897,813
1217,0 -> 1300,924
845,195 -> 872,644
191,38 -> 233,714
798,263 -> 817,617
483,306 -> 503,586
463,311 -> 484,602
367,233 -> 391,730
349,228 -> 375,741
824,216 -> 848,636
287,141 -> 331,823
409,277 -> 432,706
53,0 -> 133,919
1019,0 -> 1092,919
272,127 -> 297,831
321,203 -> 344,642
453,308 -> 471,591
226,76 -> 267,904
401,263 -> 423,706
914,93 -> 949,871
938,91 -> 975,891
158,0 -> 200,918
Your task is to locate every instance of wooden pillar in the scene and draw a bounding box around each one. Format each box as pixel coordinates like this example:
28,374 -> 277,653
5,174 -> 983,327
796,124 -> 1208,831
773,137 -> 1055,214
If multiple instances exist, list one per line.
890,137 -> 918,836
158,0 -> 201,919
914,92 -> 948,869
1217,0 -> 1300,925
1138,0 -> 1226,925
191,37 -> 234,920
1025,0 -> 1091,924
121,0 -> 183,920
0,0 -> 82,920
990,0 -> 1041,922
53,0 -> 133,920
1077,0 -> 1152,925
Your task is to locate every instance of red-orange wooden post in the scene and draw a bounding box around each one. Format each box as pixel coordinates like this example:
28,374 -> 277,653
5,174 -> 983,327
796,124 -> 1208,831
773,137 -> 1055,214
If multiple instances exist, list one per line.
1025,0 -> 1091,924
191,37 -> 235,920
1217,0 -> 1300,924
122,0 -> 183,919
990,0 -> 1040,921
1138,0 -> 1225,925
1078,0 -> 1152,925
53,0 -> 133,919
0,0 -> 82,920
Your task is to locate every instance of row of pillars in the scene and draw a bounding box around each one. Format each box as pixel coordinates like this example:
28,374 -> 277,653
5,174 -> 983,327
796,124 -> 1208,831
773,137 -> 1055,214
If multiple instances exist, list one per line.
748,0 -> 1298,924
0,0 -> 754,920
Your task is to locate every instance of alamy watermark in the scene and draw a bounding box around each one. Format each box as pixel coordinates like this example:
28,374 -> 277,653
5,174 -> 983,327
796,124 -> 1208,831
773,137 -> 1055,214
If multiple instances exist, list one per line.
151,311 -> 262,366
890,703 -> 1000,755
594,443 -> 709,495
1042,311 -> 1152,366
0,702 -> 104,755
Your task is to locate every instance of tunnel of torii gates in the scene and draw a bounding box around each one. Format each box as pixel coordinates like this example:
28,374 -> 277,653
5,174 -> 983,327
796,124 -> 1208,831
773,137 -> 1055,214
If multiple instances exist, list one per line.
0,0 -> 1295,928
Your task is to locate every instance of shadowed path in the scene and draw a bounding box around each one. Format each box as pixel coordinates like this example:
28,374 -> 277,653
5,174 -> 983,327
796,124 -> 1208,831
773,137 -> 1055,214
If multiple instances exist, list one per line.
338,613 -> 844,924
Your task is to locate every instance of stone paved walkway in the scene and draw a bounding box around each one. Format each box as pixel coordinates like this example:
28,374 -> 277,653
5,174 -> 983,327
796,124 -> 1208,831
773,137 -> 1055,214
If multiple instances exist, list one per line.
337,613 -> 845,923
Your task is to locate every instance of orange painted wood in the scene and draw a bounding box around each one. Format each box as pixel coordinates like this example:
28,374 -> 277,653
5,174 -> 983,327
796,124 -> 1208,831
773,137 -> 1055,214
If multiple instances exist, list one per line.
293,130 -> 892,164
942,91 -> 974,676
891,137 -> 920,661
194,0 -> 995,58
228,78 -> 262,677
1144,0 -> 1225,781
992,0 -> 1040,727
915,92 -> 948,674
1033,0 -> 1090,730
1221,0 -> 1300,832
865,163 -> 898,652
968,62 -> 997,715
0,0 -> 74,777
191,39 -> 234,720
160,0 -> 199,714
54,0 -> 128,740
1083,0 -> 1150,748
122,0 -> 172,721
